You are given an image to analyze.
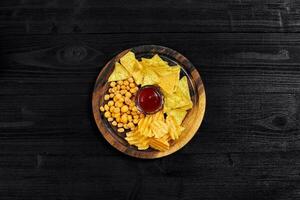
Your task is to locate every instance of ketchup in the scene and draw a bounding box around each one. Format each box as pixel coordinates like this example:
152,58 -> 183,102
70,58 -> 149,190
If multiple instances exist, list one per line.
136,86 -> 163,114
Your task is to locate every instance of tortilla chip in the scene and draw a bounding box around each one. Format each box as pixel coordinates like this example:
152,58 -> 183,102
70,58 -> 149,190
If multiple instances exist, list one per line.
167,109 -> 187,125
142,68 -> 160,86
178,76 -> 191,100
132,69 -> 144,85
140,57 -> 152,68
141,55 -> 168,68
164,94 -> 191,112
134,60 -> 144,70
141,55 -> 170,76
163,75 -> 193,112
108,62 -> 130,82
151,54 -> 169,66
120,51 -> 136,74
179,100 -> 193,110
158,67 -> 180,95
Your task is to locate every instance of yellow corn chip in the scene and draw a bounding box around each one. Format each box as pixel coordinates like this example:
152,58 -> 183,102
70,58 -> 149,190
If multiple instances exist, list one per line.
164,94 -> 191,112
132,69 -> 144,85
138,54 -> 181,94
163,75 -> 193,112
120,51 -> 136,74
178,76 -> 192,100
108,62 -> 130,82
140,55 -> 175,78
158,66 -> 180,95
178,101 -> 193,110
141,68 -> 160,86
151,54 -> 168,66
141,55 -> 168,69
140,58 -> 152,68
134,60 -> 144,70
120,51 -> 145,85
167,109 -> 187,125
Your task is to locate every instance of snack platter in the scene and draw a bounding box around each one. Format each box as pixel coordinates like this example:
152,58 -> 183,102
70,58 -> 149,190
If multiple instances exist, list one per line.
92,45 -> 206,158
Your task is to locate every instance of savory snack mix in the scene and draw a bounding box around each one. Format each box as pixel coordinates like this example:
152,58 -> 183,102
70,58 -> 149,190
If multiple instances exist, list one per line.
100,51 -> 193,151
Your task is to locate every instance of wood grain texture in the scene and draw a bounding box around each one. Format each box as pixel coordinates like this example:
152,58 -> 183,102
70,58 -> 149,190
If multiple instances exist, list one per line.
1,33 -> 300,154
0,32 -> 299,199
2,0 -> 300,34
1,0 -> 300,198
92,45 -> 206,158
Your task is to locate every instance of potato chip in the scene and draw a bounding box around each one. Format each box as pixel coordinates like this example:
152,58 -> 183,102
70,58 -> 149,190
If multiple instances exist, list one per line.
166,115 -> 185,140
137,118 -> 146,130
179,126 -> 185,133
161,133 -> 171,142
149,137 -> 169,151
108,62 -> 130,82
167,109 -> 187,125
135,111 -> 169,140
138,115 -> 157,137
142,127 -> 154,137
151,111 -> 164,121
150,120 -> 169,138
125,130 -> 149,150
140,111 -> 168,138
166,116 -> 178,140
138,115 -> 152,131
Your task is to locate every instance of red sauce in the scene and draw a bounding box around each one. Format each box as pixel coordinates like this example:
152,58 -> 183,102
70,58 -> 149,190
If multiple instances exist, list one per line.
136,86 -> 163,114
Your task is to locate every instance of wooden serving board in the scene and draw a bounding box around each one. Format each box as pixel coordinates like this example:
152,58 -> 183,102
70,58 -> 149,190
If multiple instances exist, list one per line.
92,45 -> 206,158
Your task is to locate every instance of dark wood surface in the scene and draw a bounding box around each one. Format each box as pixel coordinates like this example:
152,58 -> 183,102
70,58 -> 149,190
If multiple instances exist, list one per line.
0,0 -> 300,199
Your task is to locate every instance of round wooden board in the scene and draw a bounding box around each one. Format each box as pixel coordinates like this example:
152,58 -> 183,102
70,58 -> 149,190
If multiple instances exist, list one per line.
92,45 -> 206,159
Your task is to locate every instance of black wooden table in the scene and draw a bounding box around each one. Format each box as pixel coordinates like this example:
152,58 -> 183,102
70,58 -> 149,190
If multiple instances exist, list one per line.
0,1 -> 300,199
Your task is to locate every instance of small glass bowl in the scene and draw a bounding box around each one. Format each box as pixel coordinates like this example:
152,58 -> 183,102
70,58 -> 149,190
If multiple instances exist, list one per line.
135,85 -> 164,115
